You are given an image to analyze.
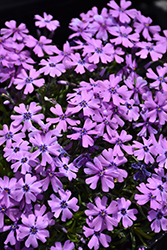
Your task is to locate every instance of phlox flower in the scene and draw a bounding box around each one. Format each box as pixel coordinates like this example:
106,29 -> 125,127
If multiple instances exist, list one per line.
30,132 -> 60,166
85,196 -> 118,231
98,148 -> 128,183
67,90 -> 99,117
133,111 -> 158,137
82,38 -> 113,64
51,240 -> 75,250
156,135 -> 167,168
34,12 -> 60,31
136,41 -> 165,61
1,20 -> 29,41
84,156 -> 118,191
103,130 -> 133,157
39,57 -> 65,77
147,205 -> 167,233
134,12 -> 161,41
0,220 -> 20,246
3,140 -> 30,162
135,182 -> 161,209
146,65 -> 167,91
48,189 -> 79,222
124,99 -> 140,121
13,68 -> 44,94
107,0 -> 137,23
146,176 -> 167,203
133,136 -> 158,164
0,124 -> 24,147
154,29 -> 167,52
70,53 -> 97,74
46,103 -> 80,132
25,35 -> 56,57
0,176 -> 17,206
113,197 -> 138,228
109,26 -> 139,48
18,213 -> 49,248
11,102 -> 44,132
99,74 -> 128,105
41,163 -> 63,192
83,224 -> 111,250
131,162 -> 151,181
10,151 -> 36,174
67,118 -> 97,148
54,155 -> 78,181
142,91 -> 167,125
52,41 -> 74,68
15,174 -> 42,204
68,19 -> 91,40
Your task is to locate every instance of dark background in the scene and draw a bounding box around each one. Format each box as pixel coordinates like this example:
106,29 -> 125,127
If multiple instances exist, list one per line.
0,0 -> 167,47
0,0 -> 167,249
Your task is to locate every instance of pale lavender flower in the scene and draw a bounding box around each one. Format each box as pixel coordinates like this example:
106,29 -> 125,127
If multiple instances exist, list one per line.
48,189 -> 79,222
39,57 -> 65,77
11,102 -> 44,132
0,124 -> 24,147
113,197 -> 138,228
18,213 -> 49,248
13,68 -> 44,94
34,12 -> 60,31
51,240 -> 75,250
146,65 -> 167,91
85,196 -> 118,231
147,206 -> 167,233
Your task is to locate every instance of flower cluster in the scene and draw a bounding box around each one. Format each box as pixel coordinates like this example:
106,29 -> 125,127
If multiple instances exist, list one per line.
1,0 -> 167,249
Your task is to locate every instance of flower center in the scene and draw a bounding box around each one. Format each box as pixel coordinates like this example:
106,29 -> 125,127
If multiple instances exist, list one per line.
116,139 -> 122,145
0,205 -> 7,213
95,47 -> 103,53
156,106 -> 162,112
5,132 -> 13,140
80,128 -> 87,135
49,62 -> 56,67
158,185 -> 164,192
21,157 -> 28,163
14,146 -> 20,153
39,144 -> 47,152
80,100 -> 88,107
60,200 -> 68,208
143,146 -> 149,152
100,210 -> 106,218
22,184 -> 30,192
25,77 -> 33,84
109,87 -> 116,94
157,212 -> 163,220
30,226 -> 38,235
23,112 -> 32,120
126,103 -> 132,110
63,164 -> 69,170
121,208 -> 126,215
4,188 -> 10,195
78,59 -> 85,65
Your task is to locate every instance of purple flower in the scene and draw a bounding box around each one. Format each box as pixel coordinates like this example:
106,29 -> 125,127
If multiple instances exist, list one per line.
135,182 -> 161,209
134,12 -> 161,41
70,53 -> 97,74
11,102 -> 44,132
47,103 -> 80,132
85,196 -> 118,231
48,189 -> 79,222
0,176 -> 17,206
1,20 -> 29,41
18,213 -> 49,248
131,162 -> 151,181
113,197 -> 138,228
67,118 -> 97,148
133,136 -> 158,164
107,0 -> 137,23
104,130 -> 133,157
30,132 -> 60,166
51,240 -> 75,250
147,206 -> 167,232
84,156 -> 118,191
15,174 -> 42,204
34,12 -> 60,31
146,65 -> 167,91
83,224 -> 111,250
39,57 -> 66,77
25,35 -> 56,57
156,135 -> 167,168
136,41 -> 165,61
13,68 -> 44,94
83,38 -> 113,64
0,124 -> 24,147
54,155 -> 78,181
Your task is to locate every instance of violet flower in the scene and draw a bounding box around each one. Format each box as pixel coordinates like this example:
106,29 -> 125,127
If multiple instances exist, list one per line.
51,240 -> 75,250
48,189 -> 79,222
147,205 -> 167,233
13,68 -> 44,94
34,12 -> 60,31
18,213 -> 49,248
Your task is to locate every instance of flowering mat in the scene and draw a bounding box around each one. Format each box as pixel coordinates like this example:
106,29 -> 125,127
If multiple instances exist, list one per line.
0,0 -> 167,249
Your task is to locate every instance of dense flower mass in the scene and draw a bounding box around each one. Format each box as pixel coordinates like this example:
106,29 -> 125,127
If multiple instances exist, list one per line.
1,0 -> 167,249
